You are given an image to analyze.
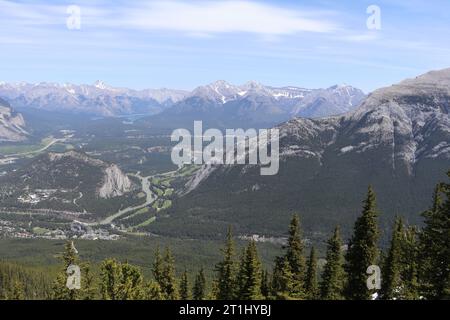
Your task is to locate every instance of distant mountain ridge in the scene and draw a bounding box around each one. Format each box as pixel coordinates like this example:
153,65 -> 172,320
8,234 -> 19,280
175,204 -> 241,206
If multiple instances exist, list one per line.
0,81 -> 189,117
144,80 -> 365,128
0,80 -> 365,125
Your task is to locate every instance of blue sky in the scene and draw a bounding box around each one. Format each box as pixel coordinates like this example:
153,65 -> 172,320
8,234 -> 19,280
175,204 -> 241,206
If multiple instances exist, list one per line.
0,0 -> 449,92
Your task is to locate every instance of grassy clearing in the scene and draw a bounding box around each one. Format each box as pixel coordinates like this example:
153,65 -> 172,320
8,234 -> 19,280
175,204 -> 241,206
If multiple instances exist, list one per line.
32,227 -> 51,235
0,143 -> 42,155
163,188 -> 174,197
133,216 -> 156,229
137,192 -> 146,199
0,136 -> 56,156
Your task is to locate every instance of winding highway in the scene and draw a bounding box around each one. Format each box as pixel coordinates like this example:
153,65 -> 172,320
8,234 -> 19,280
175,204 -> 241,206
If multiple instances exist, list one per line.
91,172 -> 157,226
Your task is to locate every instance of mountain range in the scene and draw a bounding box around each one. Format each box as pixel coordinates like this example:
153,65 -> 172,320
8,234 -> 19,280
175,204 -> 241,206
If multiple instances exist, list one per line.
148,68 -> 450,240
0,80 -> 365,129
1,69 -> 448,242
145,81 -> 365,128
0,81 -> 187,117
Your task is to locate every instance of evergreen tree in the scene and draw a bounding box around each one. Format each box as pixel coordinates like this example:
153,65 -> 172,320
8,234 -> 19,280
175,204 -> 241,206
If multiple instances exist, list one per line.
418,184 -> 442,298
99,259 -> 121,300
208,280 -> 219,300
320,226 -> 345,300
118,262 -> 144,300
282,214 -> 306,298
270,215 -> 309,299
145,280 -> 163,300
261,270 -> 270,299
52,241 -> 81,300
193,268 -> 207,300
237,241 -> 263,300
399,226 -> 420,299
151,247 -> 178,299
100,259 -> 144,300
10,280 -> 25,300
180,269 -> 190,300
441,174 -> 450,299
419,174 -> 450,299
305,247 -> 318,300
381,217 -> 404,299
215,227 -> 237,300
271,257 -> 294,300
161,248 -> 179,300
81,263 -> 96,300
152,247 -> 164,287
344,186 -> 380,300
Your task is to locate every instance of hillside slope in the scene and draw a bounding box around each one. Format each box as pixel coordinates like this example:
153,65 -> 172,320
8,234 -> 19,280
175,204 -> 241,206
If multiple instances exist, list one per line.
0,98 -> 28,142
148,69 -> 450,240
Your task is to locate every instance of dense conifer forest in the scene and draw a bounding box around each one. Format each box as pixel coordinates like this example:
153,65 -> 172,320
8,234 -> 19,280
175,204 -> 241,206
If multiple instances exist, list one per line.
1,172 -> 449,300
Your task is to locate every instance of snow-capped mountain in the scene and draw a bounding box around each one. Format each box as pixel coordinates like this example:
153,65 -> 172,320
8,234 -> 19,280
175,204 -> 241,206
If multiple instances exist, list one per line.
153,68 -> 450,239
190,80 -> 313,104
0,80 -> 364,123
146,81 -> 365,128
189,80 -> 363,113
0,81 -> 189,117
0,98 -> 28,142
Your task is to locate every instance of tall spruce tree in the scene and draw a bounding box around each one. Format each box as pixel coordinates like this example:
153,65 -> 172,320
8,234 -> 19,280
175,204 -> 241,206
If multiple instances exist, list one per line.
271,256 -> 294,300
180,269 -> 190,300
215,227 -> 237,300
193,268 -> 207,300
305,247 -> 319,300
145,280 -> 163,300
419,173 -> 450,299
399,226 -> 420,299
99,259 -> 121,300
320,226 -> 345,300
52,241 -> 81,300
118,262 -> 144,300
81,263 -> 96,300
418,184 -> 442,298
442,174 -> 450,299
152,247 -> 164,288
237,241 -> 263,300
161,248 -> 179,300
99,259 -> 145,300
344,186 -> 380,300
284,214 -> 306,298
381,217 -> 404,299
261,270 -> 270,299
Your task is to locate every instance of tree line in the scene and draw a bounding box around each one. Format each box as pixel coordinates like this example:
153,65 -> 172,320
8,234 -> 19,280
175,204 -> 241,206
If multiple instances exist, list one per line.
1,172 -> 449,300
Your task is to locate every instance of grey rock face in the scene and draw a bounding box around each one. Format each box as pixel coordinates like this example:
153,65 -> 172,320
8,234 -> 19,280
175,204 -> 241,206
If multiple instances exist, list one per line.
0,98 -> 28,142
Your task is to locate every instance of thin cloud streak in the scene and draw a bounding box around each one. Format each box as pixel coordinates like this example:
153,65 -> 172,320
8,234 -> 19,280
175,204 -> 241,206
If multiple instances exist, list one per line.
0,0 -> 338,35
116,1 -> 338,35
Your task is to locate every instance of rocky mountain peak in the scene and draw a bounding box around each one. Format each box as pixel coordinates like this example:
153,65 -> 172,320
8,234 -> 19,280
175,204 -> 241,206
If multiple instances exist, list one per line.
0,98 -> 28,142
46,151 -> 133,199
93,80 -> 111,90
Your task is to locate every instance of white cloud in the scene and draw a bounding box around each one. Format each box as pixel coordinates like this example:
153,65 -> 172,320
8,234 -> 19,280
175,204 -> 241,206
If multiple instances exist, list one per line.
0,0 -> 337,35
340,32 -> 380,42
114,1 -> 338,35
